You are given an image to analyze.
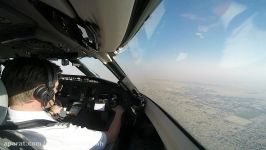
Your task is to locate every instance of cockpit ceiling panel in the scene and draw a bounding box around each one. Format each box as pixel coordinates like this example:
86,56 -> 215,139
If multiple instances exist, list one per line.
69,0 -> 135,52
0,0 -> 160,58
39,0 -> 135,52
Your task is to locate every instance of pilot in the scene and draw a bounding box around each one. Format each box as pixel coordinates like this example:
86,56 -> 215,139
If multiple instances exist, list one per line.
1,57 -> 124,150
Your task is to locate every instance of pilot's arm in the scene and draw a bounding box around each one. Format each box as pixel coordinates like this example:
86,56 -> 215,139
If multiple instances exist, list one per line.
106,105 -> 124,144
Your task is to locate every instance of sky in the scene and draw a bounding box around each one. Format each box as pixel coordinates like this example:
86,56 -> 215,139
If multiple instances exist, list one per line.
115,0 -> 266,91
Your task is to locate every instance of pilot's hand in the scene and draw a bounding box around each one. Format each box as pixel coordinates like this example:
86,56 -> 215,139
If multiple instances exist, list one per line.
112,105 -> 124,115
50,105 -> 63,115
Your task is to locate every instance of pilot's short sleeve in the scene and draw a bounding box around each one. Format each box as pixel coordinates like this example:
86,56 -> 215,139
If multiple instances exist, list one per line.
62,124 -> 107,150
21,123 -> 108,150
90,131 -> 107,150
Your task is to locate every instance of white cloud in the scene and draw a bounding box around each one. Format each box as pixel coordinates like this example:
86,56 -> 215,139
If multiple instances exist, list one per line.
196,22 -> 221,39
195,32 -> 205,39
221,2 -> 246,29
198,25 -> 209,33
180,13 -> 205,21
220,15 -> 266,68
176,52 -> 188,62
144,2 -> 165,39
126,37 -> 143,64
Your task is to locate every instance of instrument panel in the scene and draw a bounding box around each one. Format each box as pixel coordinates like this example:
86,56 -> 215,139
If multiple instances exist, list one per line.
56,74 -> 132,113
55,74 -> 145,131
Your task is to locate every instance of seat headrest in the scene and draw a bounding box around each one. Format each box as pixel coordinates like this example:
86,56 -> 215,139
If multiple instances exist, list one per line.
0,79 -> 8,125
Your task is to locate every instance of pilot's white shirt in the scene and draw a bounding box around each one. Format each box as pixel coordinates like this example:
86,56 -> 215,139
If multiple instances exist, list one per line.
7,108 -> 107,150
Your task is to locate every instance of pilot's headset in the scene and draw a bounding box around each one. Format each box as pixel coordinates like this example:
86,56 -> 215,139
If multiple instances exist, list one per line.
33,61 -> 58,104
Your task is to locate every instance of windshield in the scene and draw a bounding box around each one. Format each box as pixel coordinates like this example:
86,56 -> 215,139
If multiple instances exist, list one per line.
80,57 -> 118,82
53,60 -> 84,75
116,0 -> 266,149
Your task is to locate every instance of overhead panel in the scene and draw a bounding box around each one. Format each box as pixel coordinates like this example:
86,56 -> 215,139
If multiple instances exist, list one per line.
70,0 -> 135,52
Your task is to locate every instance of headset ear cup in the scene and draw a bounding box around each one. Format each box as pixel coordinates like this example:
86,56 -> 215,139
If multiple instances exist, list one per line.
34,85 -> 54,102
46,90 -> 55,101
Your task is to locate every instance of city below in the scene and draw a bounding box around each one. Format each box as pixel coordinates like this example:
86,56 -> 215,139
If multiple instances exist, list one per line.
137,79 -> 266,150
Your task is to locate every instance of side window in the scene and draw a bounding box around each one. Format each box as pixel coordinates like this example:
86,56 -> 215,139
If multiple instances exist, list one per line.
80,58 -> 118,83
